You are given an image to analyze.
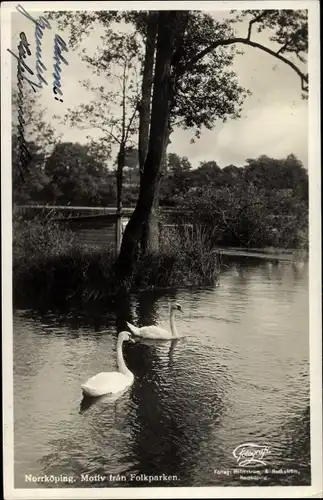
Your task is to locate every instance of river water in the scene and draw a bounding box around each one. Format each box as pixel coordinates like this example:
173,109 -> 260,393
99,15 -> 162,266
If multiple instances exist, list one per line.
13,257 -> 310,488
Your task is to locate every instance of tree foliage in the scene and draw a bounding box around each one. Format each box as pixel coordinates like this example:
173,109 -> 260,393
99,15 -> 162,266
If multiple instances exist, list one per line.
12,90 -> 60,204
233,9 -> 308,59
174,154 -> 308,248
47,10 -> 252,143
63,29 -> 142,151
11,90 -> 117,207
169,12 -> 250,138
42,142 -> 115,206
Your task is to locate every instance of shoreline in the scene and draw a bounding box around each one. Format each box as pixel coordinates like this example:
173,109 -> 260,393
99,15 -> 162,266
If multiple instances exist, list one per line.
214,246 -> 308,262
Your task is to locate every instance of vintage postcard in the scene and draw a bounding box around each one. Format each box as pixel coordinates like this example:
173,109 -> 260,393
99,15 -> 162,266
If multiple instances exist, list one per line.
1,1 -> 322,498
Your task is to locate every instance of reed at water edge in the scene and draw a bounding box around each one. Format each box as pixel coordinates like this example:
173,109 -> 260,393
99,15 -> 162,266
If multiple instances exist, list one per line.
13,212 -> 220,308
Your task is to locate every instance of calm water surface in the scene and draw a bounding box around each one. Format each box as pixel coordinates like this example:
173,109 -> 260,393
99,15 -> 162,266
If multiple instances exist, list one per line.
14,258 -> 310,488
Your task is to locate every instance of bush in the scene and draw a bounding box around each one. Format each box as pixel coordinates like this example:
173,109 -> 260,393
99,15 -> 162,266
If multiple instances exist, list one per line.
13,215 -> 220,308
180,184 -> 308,249
13,212 -> 114,305
13,211 -> 75,267
134,225 -> 220,290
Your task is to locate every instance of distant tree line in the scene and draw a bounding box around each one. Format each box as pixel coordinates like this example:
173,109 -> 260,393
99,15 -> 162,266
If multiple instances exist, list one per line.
13,132 -> 308,249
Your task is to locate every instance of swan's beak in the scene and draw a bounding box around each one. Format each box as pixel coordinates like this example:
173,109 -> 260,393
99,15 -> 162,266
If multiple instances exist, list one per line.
178,307 -> 183,314
129,336 -> 136,343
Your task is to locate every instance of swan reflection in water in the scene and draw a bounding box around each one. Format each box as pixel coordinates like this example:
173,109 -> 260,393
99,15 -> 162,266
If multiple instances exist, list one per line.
132,338 -> 181,375
79,387 -> 129,415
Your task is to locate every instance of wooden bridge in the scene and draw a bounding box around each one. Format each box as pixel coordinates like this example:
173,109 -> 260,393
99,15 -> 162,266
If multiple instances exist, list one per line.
15,205 -> 194,253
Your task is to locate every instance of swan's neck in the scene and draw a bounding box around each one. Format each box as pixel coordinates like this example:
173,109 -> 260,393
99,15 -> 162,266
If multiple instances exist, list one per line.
169,309 -> 178,337
117,338 -> 132,377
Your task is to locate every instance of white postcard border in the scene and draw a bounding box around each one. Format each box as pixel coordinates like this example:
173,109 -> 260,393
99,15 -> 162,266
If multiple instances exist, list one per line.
1,1 -> 322,499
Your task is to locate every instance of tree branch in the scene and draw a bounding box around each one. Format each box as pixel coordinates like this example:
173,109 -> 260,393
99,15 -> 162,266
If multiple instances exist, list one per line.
235,200 -> 266,219
216,207 -> 243,244
121,63 -> 127,144
171,117 -> 186,128
124,103 -> 139,144
247,12 -> 266,40
108,125 -> 121,145
69,120 -> 121,144
301,79 -> 308,92
276,40 -> 289,55
179,37 -> 308,91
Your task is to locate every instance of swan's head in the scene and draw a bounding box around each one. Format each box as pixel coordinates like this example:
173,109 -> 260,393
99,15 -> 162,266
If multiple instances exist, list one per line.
119,331 -> 135,343
172,302 -> 183,313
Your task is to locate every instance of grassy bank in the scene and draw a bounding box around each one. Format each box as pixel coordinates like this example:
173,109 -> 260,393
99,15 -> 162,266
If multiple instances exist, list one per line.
13,216 -> 220,308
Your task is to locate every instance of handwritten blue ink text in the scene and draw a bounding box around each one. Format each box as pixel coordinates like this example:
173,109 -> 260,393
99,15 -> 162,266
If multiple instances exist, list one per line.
11,32 -> 33,177
53,35 -> 69,102
16,4 -> 52,87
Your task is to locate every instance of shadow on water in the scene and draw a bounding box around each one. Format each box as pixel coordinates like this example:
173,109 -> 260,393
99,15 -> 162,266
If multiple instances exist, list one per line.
124,368 -> 226,485
79,394 -> 104,414
79,388 -> 131,415
15,303 -> 118,336
274,404 -> 311,486
14,286 -> 180,337
116,292 -> 228,486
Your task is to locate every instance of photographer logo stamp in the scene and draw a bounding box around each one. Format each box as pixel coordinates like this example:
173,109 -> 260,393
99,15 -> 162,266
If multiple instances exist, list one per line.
233,443 -> 271,467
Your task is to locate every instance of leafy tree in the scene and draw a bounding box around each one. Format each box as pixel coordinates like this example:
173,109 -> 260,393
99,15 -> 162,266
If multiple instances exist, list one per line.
118,9 -> 308,279
191,161 -> 222,184
160,153 -> 193,204
244,154 -> 308,200
166,153 -> 192,174
176,153 -> 308,249
181,179 -> 307,249
12,135 -> 49,204
12,88 -> 115,207
42,142 -> 115,206
12,90 -> 60,204
47,10 -> 250,253
133,11 -> 250,252
46,9 -> 308,280
57,29 -> 142,219
221,165 -> 243,185
182,182 -> 269,246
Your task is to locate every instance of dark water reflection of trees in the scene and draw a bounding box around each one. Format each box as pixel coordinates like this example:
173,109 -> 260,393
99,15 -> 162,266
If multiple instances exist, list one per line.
118,292 -> 227,486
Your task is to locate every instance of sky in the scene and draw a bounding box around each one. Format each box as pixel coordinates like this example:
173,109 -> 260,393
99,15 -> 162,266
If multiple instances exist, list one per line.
10,6 -> 308,170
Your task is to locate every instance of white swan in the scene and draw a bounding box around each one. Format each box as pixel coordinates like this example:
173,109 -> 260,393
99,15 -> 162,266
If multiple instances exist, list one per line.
81,331 -> 135,397
126,302 -> 183,340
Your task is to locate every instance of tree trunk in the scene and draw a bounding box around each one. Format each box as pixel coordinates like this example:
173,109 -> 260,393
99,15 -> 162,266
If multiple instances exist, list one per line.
139,12 -> 158,254
141,125 -> 171,254
138,12 -> 158,172
116,145 -> 125,213
116,144 -> 125,253
141,184 -> 160,255
116,60 -> 127,253
140,11 -> 188,256
116,11 -> 178,281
